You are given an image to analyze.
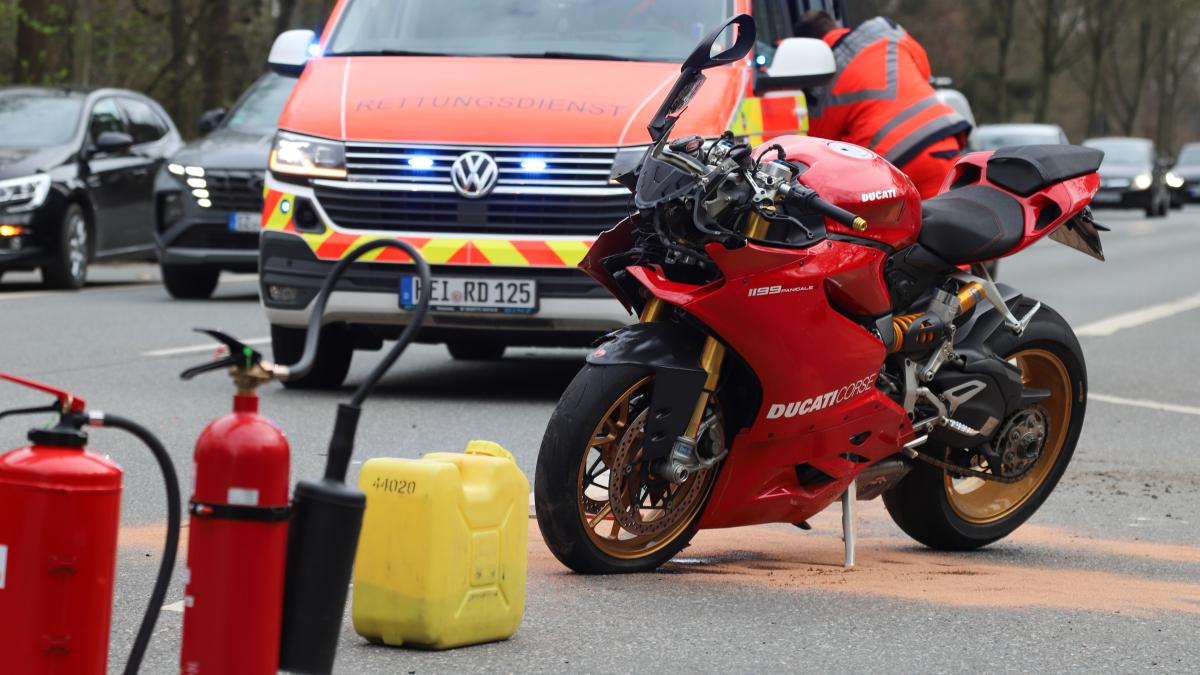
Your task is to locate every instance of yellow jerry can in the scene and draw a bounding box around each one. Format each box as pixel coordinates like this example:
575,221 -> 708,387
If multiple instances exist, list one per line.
351,440 -> 529,650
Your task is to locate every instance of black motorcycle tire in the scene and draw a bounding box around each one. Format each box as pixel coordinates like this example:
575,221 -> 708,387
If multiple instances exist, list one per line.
883,302 -> 1087,550
535,363 -> 717,574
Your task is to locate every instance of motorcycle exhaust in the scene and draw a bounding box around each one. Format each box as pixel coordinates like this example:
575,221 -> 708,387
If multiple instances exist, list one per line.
855,457 -> 914,501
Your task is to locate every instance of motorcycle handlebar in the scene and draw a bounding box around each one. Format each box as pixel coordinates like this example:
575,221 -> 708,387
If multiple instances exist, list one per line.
785,184 -> 868,232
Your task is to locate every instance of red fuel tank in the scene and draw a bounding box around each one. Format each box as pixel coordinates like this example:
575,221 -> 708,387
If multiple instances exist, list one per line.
180,393 -> 290,675
766,135 -> 923,249
0,432 -> 122,675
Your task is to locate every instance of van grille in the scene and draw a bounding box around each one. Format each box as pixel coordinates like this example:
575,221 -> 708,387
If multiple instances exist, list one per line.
313,187 -> 633,236
343,142 -> 618,188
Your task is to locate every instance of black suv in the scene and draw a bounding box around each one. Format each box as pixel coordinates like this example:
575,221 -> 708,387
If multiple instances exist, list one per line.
155,73 -> 296,299
0,87 -> 181,288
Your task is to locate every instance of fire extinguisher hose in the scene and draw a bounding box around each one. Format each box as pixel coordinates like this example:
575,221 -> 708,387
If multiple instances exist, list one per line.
281,238 -> 432,482
284,239 -> 432,391
88,413 -> 182,675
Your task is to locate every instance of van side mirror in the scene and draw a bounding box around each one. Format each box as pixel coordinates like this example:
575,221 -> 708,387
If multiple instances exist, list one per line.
755,38 -> 836,94
197,108 -> 227,135
93,131 -> 134,155
269,29 -> 316,76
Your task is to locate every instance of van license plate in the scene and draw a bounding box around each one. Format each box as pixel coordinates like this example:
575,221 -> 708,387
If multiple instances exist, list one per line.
400,276 -> 538,314
228,212 -> 261,233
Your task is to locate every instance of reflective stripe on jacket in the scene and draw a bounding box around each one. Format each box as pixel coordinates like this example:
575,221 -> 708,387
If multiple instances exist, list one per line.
807,17 -> 971,168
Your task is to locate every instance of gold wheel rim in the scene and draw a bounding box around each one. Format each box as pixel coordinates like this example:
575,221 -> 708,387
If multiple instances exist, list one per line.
576,377 -> 720,560
944,348 -> 1072,524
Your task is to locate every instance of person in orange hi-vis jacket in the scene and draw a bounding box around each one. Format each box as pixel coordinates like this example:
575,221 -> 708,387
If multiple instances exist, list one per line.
795,11 -> 972,199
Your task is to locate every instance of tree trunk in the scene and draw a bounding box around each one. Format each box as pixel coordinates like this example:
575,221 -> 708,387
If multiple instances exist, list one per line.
1034,0 -> 1059,122
994,1 -> 1016,121
200,0 -> 232,110
275,0 -> 299,34
15,0 -> 53,82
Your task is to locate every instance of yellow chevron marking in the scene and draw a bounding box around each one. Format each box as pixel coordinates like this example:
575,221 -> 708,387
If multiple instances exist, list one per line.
419,238 -> 470,264
545,240 -> 590,267
732,97 -> 765,147
472,239 -> 530,266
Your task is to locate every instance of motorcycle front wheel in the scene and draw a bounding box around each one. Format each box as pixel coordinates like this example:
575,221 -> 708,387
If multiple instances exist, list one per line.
883,303 -> 1087,550
534,364 -> 722,574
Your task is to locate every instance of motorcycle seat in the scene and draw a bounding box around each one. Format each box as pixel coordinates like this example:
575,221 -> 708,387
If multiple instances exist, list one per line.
986,145 -> 1104,197
918,185 -> 1025,264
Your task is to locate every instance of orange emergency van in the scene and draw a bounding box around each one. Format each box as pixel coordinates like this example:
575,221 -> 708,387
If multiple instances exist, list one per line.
260,0 -> 841,388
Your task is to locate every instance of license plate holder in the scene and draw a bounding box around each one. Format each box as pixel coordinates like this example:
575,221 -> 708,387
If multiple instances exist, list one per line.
400,275 -> 538,314
228,211 -> 261,233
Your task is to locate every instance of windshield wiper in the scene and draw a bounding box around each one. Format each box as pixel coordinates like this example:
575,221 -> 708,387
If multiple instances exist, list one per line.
324,49 -> 460,57
506,51 -> 645,62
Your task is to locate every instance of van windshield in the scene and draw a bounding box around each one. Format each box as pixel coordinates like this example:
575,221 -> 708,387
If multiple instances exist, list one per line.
327,0 -> 732,63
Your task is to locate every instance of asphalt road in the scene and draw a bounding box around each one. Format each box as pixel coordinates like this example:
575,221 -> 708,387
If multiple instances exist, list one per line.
2,205 -> 1199,673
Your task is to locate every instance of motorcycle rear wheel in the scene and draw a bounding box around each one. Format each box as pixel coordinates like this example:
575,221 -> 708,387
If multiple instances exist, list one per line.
883,305 -> 1086,550
534,364 -> 722,574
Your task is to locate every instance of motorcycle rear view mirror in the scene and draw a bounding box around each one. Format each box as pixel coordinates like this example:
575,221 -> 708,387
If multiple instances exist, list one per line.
648,14 -> 757,142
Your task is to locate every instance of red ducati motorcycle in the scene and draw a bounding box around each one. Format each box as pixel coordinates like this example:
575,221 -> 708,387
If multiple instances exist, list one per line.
534,16 -> 1106,573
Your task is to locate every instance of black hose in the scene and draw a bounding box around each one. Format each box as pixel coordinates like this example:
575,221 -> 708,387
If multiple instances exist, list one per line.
92,413 -> 181,675
286,240 -> 432,383
283,239 -> 432,483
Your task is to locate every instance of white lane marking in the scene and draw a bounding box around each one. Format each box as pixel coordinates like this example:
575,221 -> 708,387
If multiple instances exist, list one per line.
162,600 -> 185,613
1089,393 -> 1200,417
143,337 -> 270,358
1076,291 -> 1200,337
0,282 -> 159,301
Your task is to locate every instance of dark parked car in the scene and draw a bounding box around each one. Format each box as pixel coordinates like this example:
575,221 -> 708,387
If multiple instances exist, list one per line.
155,73 -> 296,299
1083,136 -> 1171,218
1168,142 -> 1200,205
0,87 -> 181,288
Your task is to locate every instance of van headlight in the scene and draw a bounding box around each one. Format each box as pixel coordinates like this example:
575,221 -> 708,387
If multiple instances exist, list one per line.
268,131 -> 347,180
0,174 -> 52,212
1132,173 -> 1153,190
1166,171 -> 1184,189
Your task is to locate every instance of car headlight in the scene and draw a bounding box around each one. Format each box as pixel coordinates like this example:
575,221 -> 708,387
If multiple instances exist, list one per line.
1166,171 -> 1184,189
0,174 -> 52,212
269,131 -> 346,180
1133,173 -> 1153,190
168,164 -> 216,207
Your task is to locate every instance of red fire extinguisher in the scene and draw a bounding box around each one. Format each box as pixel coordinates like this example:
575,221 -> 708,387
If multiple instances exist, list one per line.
0,373 -> 180,675
178,330 -> 291,675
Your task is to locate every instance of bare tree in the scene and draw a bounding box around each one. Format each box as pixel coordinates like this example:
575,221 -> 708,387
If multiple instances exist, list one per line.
199,0 -> 231,111
1027,0 -> 1081,123
1105,7 -> 1156,136
15,0 -> 54,82
1078,0 -> 1125,136
1153,1 -> 1200,154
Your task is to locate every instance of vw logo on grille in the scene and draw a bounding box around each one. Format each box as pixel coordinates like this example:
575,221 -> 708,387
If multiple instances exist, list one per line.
450,151 -> 499,199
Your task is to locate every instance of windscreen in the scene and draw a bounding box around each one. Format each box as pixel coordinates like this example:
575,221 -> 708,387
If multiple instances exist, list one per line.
1176,145 -> 1200,166
1084,139 -> 1153,166
972,130 -> 1061,151
327,0 -> 731,63
0,94 -> 84,148
223,73 -> 297,135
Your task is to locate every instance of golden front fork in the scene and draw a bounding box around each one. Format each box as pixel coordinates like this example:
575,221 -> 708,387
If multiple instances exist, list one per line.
685,337 -> 726,438
640,299 -> 726,438
637,211 -> 760,441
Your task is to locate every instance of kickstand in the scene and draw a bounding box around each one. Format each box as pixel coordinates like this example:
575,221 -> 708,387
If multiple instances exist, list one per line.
841,479 -> 857,569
